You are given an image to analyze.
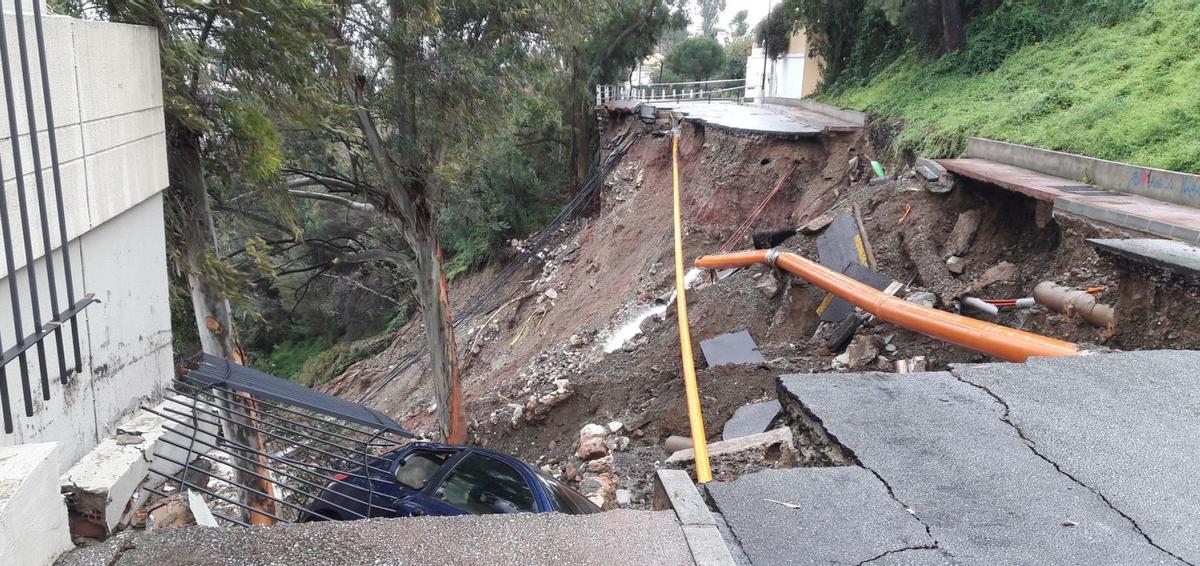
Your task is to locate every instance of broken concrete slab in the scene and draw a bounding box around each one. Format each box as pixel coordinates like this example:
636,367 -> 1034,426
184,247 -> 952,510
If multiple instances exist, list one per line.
721,400 -> 781,441
700,330 -> 766,367
665,428 -> 797,478
0,442 -> 73,566
777,370 -> 1183,565
1088,238 -> 1200,279
707,467 -> 936,566
954,351 -> 1200,564
60,398 -> 220,540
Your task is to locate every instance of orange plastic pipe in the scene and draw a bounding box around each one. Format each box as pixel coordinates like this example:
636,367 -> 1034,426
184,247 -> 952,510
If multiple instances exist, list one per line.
695,250 -> 1079,362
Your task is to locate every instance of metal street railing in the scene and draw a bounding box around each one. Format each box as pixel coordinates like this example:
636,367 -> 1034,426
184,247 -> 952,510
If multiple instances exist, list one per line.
596,79 -> 746,105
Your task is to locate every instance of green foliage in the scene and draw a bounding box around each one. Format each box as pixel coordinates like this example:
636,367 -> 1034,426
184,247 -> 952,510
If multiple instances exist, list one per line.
719,36 -> 753,80
730,9 -> 750,37
261,336 -> 329,380
828,0 -> 1199,172
666,36 -> 727,81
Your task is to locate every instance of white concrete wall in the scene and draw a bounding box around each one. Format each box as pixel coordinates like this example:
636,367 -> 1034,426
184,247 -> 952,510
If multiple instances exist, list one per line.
0,13 -> 172,471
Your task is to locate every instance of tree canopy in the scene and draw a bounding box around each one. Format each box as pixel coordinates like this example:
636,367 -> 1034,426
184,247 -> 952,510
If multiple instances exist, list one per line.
665,35 -> 725,81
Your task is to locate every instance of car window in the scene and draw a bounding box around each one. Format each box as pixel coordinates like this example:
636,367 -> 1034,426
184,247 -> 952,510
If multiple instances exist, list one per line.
536,473 -> 600,514
394,450 -> 450,490
433,453 -> 536,514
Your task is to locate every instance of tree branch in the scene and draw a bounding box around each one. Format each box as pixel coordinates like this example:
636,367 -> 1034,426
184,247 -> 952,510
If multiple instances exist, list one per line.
287,189 -> 376,213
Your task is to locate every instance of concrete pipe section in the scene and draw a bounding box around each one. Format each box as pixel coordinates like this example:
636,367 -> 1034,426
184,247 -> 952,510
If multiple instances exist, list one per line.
695,249 -> 1080,363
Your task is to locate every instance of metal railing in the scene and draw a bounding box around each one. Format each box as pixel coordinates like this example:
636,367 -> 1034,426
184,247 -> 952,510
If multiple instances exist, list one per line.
0,0 -> 95,433
596,79 -> 746,105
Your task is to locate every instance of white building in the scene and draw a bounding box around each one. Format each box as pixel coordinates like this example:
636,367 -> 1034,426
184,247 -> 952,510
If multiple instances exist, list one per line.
0,4 -> 171,564
745,28 -> 824,101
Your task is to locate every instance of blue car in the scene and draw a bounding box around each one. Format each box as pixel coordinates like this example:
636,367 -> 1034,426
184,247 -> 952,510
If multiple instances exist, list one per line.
302,442 -> 599,520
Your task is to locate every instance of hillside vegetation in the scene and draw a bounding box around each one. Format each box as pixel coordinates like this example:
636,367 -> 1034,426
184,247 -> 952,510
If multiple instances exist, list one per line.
823,0 -> 1200,172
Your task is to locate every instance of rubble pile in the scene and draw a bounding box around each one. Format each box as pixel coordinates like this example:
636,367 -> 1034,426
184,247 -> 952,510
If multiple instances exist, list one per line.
561,422 -> 631,509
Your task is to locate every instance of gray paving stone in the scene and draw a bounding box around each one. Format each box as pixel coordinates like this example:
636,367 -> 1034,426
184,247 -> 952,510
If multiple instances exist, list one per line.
700,329 -> 766,367
954,351 -> 1200,564
778,371 -> 1182,565
707,467 -> 934,566
721,400 -> 781,440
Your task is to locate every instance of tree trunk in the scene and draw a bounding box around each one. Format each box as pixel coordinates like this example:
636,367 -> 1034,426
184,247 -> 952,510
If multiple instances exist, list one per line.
333,42 -> 467,442
169,122 -> 279,525
941,0 -> 966,53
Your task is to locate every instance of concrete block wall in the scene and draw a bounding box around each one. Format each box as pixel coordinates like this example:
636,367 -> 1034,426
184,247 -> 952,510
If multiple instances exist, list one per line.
0,12 -> 172,470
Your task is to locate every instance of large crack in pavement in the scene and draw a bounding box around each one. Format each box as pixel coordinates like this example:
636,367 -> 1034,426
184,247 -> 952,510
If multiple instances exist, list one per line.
856,544 -> 942,566
951,369 -> 1194,566
778,385 -> 947,561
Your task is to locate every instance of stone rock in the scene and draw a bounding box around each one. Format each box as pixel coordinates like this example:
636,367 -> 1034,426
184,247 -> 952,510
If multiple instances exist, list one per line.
578,475 -> 616,509
569,334 -> 588,348
944,209 -> 983,258
914,157 -> 946,180
576,437 -> 609,461
914,165 -> 939,182
606,421 -> 623,433
606,435 -> 631,452
579,423 -> 608,443
581,455 -> 614,475
543,288 -> 559,301
946,255 -> 969,275
968,261 -> 1018,292
905,291 -> 937,308
615,489 -> 634,509
845,335 -> 879,370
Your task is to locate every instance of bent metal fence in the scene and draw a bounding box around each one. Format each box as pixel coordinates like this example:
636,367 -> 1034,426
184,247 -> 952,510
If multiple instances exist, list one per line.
595,79 -> 747,106
144,355 -> 415,526
0,0 -> 95,434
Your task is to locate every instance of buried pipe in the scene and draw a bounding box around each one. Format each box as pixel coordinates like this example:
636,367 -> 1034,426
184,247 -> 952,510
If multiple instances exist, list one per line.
695,249 -> 1080,363
1032,281 -> 1115,332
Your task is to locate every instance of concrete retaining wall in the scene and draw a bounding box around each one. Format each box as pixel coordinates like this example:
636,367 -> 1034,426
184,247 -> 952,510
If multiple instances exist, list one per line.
966,138 -> 1200,209
0,13 -> 172,470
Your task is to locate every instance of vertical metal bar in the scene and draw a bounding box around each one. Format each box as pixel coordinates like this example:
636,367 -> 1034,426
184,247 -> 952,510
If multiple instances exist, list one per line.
0,2 -> 37,415
31,4 -> 82,376
14,0 -> 65,394
0,333 -> 10,432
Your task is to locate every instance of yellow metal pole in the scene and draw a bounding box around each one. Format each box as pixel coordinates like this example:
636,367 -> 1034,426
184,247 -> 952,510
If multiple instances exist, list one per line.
670,128 -> 713,483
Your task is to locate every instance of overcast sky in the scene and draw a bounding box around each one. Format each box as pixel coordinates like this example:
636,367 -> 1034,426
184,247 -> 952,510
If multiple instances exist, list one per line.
687,0 -> 775,35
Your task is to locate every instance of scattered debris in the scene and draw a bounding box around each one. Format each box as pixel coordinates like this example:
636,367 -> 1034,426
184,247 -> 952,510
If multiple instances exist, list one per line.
700,330 -> 766,367
844,335 -> 880,370
571,423 -> 620,509
665,427 -> 799,478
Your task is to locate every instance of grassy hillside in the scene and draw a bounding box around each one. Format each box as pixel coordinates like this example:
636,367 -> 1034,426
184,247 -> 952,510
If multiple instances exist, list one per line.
826,0 -> 1200,173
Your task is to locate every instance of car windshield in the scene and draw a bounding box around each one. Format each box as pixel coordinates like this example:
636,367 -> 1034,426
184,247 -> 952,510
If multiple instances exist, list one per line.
433,453 -> 536,514
394,450 -> 450,490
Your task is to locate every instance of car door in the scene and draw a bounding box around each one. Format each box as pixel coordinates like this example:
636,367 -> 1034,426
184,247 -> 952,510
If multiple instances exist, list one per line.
406,451 -> 540,516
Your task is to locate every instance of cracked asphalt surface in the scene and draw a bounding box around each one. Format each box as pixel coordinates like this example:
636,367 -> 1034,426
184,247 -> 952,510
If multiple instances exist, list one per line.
759,354 -> 1199,565
707,467 -> 936,566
